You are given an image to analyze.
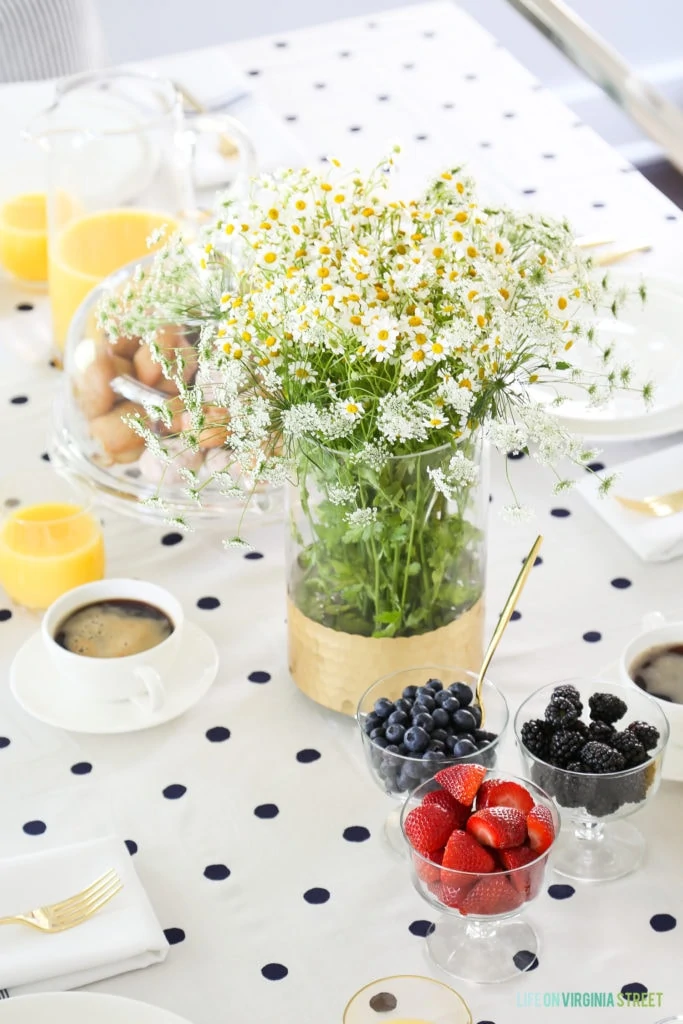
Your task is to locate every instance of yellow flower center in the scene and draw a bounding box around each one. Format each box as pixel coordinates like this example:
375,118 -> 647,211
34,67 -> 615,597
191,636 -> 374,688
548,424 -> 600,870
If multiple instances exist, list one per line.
241,331 -> 252,342
411,349 -> 426,362
362,207 -> 374,216
265,336 -> 277,348
334,194 -> 345,204
264,252 -> 277,264
433,246 -> 444,258
377,329 -> 389,341
294,368 -> 309,379
346,403 -> 359,415
295,200 -> 306,210
455,211 -> 468,223
317,267 -> 330,278
558,296 -> 568,310
224,224 -> 234,236
499,287 -> 510,300
320,183 -> 332,192
452,230 -> 464,242
319,245 -> 331,255
467,246 -> 478,259
432,342 -> 444,354
408,315 -> 423,327
268,208 -> 279,220
495,241 -> 504,255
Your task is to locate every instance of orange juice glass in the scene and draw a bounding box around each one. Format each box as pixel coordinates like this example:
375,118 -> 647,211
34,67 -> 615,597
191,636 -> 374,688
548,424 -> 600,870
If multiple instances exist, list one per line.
0,192 -> 48,282
0,494 -> 104,610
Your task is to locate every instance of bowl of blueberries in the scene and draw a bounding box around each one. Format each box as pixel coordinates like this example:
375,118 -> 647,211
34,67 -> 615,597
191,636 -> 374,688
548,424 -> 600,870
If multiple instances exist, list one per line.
357,666 -> 508,855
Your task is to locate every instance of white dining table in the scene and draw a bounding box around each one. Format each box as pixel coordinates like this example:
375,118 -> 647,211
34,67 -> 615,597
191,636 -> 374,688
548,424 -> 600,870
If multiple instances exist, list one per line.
1,3 -> 682,1022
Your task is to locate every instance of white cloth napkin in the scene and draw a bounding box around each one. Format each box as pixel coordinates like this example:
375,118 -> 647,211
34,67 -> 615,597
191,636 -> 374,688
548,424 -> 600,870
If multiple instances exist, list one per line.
578,443 -> 683,562
0,837 -> 168,996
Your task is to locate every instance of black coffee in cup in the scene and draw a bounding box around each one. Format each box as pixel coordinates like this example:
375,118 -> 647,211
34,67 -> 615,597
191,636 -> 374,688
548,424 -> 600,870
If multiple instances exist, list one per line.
54,598 -> 174,658
630,643 -> 683,704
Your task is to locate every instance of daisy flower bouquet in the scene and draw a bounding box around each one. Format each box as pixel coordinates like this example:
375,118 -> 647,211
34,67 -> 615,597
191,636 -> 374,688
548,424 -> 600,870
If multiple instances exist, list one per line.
100,153 -> 645,712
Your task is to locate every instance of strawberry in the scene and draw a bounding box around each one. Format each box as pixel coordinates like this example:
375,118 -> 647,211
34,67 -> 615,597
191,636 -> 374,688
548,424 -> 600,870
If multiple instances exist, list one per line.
440,881 -> 471,909
404,804 -> 454,855
435,763 -> 487,807
441,829 -> 496,878
423,789 -> 469,828
415,847 -> 444,886
466,807 -> 527,849
527,804 -> 555,854
498,845 -> 538,895
459,875 -> 525,916
476,779 -> 534,816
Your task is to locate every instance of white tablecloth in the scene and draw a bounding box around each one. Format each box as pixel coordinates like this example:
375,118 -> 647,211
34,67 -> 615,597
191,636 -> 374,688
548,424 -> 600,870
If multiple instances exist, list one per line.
1,4 -> 682,1022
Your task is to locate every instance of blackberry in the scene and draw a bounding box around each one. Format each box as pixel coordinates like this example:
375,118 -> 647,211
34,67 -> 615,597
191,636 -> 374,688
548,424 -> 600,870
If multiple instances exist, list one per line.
627,720 -> 660,752
611,730 -> 647,767
552,684 -> 583,714
521,718 -> 552,759
588,720 -> 616,744
580,741 -> 626,773
565,761 -> 590,773
549,729 -> 585,767
544,695 -> 580,727
588,692 -> 627,724
571,719 -> 589,739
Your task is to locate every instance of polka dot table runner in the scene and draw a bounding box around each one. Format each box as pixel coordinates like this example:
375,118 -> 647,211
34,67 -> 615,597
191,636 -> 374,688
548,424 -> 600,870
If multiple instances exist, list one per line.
1,3 -> 682,1021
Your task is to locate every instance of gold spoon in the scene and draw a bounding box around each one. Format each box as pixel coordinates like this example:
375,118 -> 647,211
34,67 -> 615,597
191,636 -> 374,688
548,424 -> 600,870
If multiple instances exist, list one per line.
476,534 -> 543,724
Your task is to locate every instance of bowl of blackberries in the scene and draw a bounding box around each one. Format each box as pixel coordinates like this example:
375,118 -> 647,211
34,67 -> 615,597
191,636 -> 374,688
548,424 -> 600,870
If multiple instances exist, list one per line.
514,679 -> 669,882
357,666 -> 508,854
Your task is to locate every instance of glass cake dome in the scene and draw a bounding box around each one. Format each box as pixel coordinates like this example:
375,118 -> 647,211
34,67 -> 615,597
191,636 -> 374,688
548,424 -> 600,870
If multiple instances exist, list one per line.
51,257 -> 282,522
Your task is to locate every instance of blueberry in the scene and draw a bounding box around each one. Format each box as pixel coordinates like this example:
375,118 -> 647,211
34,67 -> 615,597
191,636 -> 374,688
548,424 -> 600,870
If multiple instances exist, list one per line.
398,764 -> 418,790
453,709 -> 477,732
387,709 -> 408,727
385,723 -> 406,744
424,678 -> 443,692
369,726 -> 385,741
428,740 -> 446,754
364,712 -> 380,734
457,732 -> 476,745
453,738 -> 477,757
373,735 -> 388,749
384,744 -> 400,754
469,705 -> 483,728
431,728 -> 448,744
445,735 -> 459,753
404,726 -> 430,753
442,696 -> 461,715
432,707 -> 449,729
374,697 -> 395,719
414,693 -> 436,714
434,690 -> 451,707
474,729 -> 497,743
476,739 -> 491,751
422,749 -> 444,763
413,712 -> 434,733
402,685 -> 418,700
398,744 -> 409,756
450,682 -> 473,706
394,698 -> 412,715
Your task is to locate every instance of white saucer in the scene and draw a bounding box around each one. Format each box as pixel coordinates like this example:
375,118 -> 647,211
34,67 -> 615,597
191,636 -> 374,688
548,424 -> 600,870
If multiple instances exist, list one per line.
0,992 -> 193,1023
598,661 -> 683,782
10,621 -> 219,734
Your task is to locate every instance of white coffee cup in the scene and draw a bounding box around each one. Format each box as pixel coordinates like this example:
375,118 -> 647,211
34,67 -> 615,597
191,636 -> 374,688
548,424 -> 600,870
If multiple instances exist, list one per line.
43,578 -> 183,714
619,611 -> 682,748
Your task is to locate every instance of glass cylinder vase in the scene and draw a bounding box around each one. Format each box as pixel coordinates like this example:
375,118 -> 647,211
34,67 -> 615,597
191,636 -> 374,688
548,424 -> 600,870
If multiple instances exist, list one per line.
286,437 -> 487,713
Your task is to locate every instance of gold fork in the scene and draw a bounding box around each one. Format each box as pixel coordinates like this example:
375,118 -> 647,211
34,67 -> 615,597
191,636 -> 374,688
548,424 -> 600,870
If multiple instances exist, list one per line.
0,868 -> 122,933
615,490 -> 683,517
575,235 -> 652,264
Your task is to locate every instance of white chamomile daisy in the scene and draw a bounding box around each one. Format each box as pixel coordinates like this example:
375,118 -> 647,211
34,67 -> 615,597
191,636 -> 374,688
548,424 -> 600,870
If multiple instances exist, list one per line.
340,398 -> 365,420
290,360 -> 317,383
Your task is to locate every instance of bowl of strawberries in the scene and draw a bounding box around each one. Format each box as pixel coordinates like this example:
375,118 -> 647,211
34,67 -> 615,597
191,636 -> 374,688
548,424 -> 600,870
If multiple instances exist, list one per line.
400,763 -> 559,984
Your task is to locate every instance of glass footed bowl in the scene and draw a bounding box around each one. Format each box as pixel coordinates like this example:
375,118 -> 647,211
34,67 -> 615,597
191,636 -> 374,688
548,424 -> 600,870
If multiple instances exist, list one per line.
401,770 -> 559,984
357,667 -> 508,856
51,255 -> 283,523
343,974 -> 472,1023
514,679 -> 669,882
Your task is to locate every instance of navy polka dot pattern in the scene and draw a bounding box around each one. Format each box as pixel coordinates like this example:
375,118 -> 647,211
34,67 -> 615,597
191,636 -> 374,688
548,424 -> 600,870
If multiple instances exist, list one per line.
125,839 -> 138,855
161,532 -> 183,546
244,551 -> 264,559
343,826 -> 370,842
621,983 -> 647,1000
507,450 -> 525,460
296,748 -> 321,763
23,820 -> 46,835
197,596 -> 220,610
206,726 -> 230,742
408,919 -> 434,936
164,927 -> 186,945
15,302 -> 33,311
0,610 -> 12,622
70,762 -> 92,775
10,395 -> 28,405
303,887 -> 330,904
204,864 -> 231,880
261,963 -> 288,980
550,507 -> 571,518
650,913 -> 676,932
40,451 -> 50,462
248,671 -> 271,683
587,461 -> 605,472
254,804 -> 279,819
510,610 -> 522,622
583,631 -> 602,643
0,737 -> 10,748
514,950 -> 539,971
611,577 -> 632,589
548,884 -> 575,899
163,784 -> 187,799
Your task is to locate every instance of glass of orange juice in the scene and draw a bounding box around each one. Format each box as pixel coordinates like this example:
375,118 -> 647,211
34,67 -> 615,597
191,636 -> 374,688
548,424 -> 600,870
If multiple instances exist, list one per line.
25,69 -> 257,350
0,192 -> 48,284
343,976 -> 471,1024
0,471 -> 104,610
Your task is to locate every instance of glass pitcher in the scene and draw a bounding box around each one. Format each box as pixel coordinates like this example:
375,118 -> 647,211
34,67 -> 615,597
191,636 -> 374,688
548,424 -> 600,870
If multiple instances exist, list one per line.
26,69 -> 256,350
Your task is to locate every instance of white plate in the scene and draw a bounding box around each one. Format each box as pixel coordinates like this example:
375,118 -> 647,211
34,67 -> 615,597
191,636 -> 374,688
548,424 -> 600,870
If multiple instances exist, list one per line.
598,661 -> 683,782
533,273 -> 683,442
10,620 -> 219,734
0,992 -> 193,1023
